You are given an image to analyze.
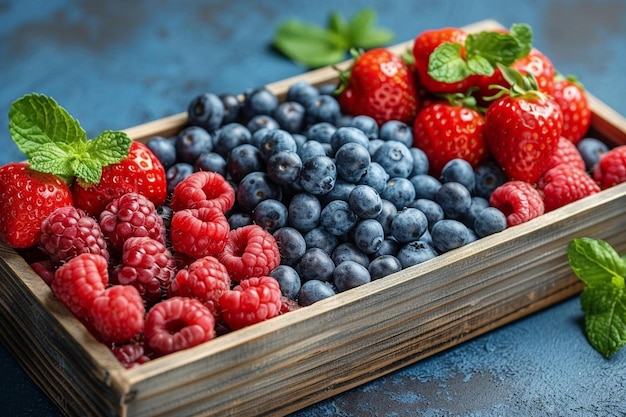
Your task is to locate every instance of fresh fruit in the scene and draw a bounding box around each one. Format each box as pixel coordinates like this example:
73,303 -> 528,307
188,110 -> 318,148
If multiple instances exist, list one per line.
337,48 -> 419,125
170,206 -> 230,259
545,136 -> 586,172
0,162 -> 73,248
551,74 -> 591,144
169,171 -> 235,213
593,145 -> 626,189
577,137 -> 609,171
484,65 -> 563,184
536,164 -> 600,212
219,276 -> 282,330
489,180 -> 545,226
90,285 -> 145,344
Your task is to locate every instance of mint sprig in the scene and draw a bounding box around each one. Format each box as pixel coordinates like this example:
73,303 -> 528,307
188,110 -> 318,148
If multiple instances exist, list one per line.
9,93 -> 132,184
272,8 -> 394,69
428,23 -> 533,84
567,237 -> 626,358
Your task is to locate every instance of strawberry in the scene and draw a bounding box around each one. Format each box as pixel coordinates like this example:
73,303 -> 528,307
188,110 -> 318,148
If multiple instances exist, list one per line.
551,74 -> 591,145
0,162 -> 73,248
72,141 -> 167,216
337,48 -> 419,125
484,65 -> 563,184
412,94 -> 489,176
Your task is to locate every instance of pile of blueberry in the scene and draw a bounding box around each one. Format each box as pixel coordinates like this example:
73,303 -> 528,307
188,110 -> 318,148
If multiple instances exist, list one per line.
146,81 -> 509,307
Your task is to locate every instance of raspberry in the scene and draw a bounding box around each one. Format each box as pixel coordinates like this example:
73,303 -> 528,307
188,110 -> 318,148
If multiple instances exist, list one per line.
489,181 -> 545,227
218,225 -> 281,282
593,145 -> 626,190
112,341 -> 152,368
537,164 -> 600,212
52,253 -> 109,319
99,192 -> 166,252
144,296 -> 215,355
280,296 -> 301,314
170,207 -> 230,259
219,276 -> 282,330
90,285 -> 145,344
545,136 -> 586,172
168,256 -> 231,319
39,206 -> 109,264
169,171 -> 235,213
111,236 -> 177,303
29,260 -> 57,286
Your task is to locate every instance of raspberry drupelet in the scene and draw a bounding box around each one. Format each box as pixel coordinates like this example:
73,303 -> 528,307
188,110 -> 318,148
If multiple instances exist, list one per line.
169,171 -> 235,213
489,181 -> 545,227
170,206 -> 230,259
219,276 -> 282,330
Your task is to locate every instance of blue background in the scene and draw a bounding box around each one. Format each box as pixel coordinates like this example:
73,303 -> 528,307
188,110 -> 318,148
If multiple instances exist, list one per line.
1,0 -> 626,415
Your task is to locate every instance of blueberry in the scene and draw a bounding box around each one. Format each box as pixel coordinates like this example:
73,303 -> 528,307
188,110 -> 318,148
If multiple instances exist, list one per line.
353,219 -> 385,254
286,80 -> 319,106
348,115 -> 379,140
298,279 -> 336,306
320,200 -> 358,236
288,192 -> 321,233
375,199 -> 398,236
176,126 -> 213,164
330,126 -> 370,155
252,199 -> 288,234
273,227 -> 307,267
267,150 -> 302,185
194,152 -> 227,176
317,180 -> 355,206
331,242 -> 370,268
372,238 -> 401,258
391,207 -> 428,243
335,142 -> 371,182
368,139 -> 386,157
258,129 -> 298,161
226,144 -> 265,183
461,196 -> 490,229
304,227 -> 339,254
473,207 -> 507,238
357,162 -> 389,195
381,177 -> 416,210
396,240 -> 438,268
410,174 -> 442,200
247,115 -> 280,134
577,137 -> 610,171
166,162 -> 194,195
298,155 -> 337,195
305,122 -> 337,144
333,261 -> 371,292
410,198 -> 444,231
213,123 -> 252,158
187,93 -> 224,132
157,205 -> 173,229
373,140 -> 414,178
348,185 -> 383,219
297,247 -> 335,282
318,83 -> 338,96
379,120 -> 413,148
270,265 -> 302,300
435,182 -> 472,220
304,94 -> 341,125
146,136 -> 177,170
440,158 -> 476,194
292,133 -> 308,149
431,219 -> 471,253
474,162 -> 507,200
236,171 -> 282,212
219,93 -> 242,125
297,140 -> 327,163
368,255 -> 403,280
274,101 -> 306,134
409,147 -> 430,177
228,212 -> 254,229
242,87 -> 279,120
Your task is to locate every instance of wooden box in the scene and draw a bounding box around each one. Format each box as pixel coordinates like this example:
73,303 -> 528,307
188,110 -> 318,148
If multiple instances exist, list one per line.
2,19 -> 626,417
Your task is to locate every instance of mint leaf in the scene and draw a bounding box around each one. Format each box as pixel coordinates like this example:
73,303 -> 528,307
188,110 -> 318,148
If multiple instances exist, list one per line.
87,131 -> 133,166
567,238 -> 626,287
428,42 -> 469,83
509,23 -> 533,57
346,8 -> 394,49
28,142 -> 76,181
9,93 -> 87,157
580,283 -> 626,357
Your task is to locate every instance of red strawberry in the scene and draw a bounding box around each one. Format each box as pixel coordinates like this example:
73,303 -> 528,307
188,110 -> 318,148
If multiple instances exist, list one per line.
484,66 -> 563,184
412,95 -> 489,176
337,48 -> 418,125
72,141 -> 167,216
0,162 -> 73,248
551,75 -> 591,145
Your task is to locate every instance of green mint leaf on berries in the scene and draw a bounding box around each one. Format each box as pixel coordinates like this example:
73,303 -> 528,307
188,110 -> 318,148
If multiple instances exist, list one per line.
272,8 -> 394,69
8,93 -> 132,184
567,237 -> 626,357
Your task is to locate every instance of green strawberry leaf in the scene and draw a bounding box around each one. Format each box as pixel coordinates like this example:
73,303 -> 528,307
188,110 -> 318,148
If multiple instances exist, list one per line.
580,283 -> 626,358
567,238 -> 626,287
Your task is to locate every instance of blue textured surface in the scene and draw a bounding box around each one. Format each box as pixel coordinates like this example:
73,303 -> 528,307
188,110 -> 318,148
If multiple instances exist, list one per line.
1,0 -> 626,415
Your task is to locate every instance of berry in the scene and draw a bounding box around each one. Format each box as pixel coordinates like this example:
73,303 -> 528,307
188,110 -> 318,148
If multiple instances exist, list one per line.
320,200 -> 358,236
545,136 -> 586,172
434,181 -> 473,220
287,192 -> 322,233
357,162 -> 389,195
99,192 -> 166,253
473,162 -> 507,200
298,279 -> 336,306
593,145 -> 626,189
349,115 -> 379,140
352,219 -> 385,255
396,240 -> 438,268
410,174 -> 442,200
379,120 -> 414,149
112,342 -> 151,368
219,93 -> 242,125
440,158 -> 476,194
29,260 -> 56,286
273,227 -> 306,267
303,227 -> 339,254
270,265 -> 302,300
286,80 -> 319,106
257,129 -> 298,161
266,150 -> 302,185
194,152 -> 227,177
0,162 -> 73,248
297,140 -> 327,163
330,127 -> 370,155
274,101 -> 306,133
226,144 -> 266,183
551,75 -> 591,144
146,136 -> 177,170
187,92 -> 225,132
247,116 -> 280,135
39,205 -> 109,263
304,122 -> 337,144
331,242 -> 370,268
430,219 -> 471,253
170,206 -> 230,259
90,285 -> 145,344
577,137 -> 609,171
170,171 -> 235,213
213,123 -> 252,158
368,255 -> 403,280
144,297 -> 216,355
242,87 -> 279,121
228,212 -> 254,229
489,181 -> 545,226
297,247 -> 335,283
409,147 -> 430,177
348,185 -> 383,219
473,207 -> 508,238
537,164 -> 600,212
298,155 -> 337,195
236,171 -> 282,212
112,236 -> 176,303
166,162 -> 194,195
381,177 -> 416,210
218,224 -> 281,282
391,208 -> 428,243
52,253 -> 109,319
375,199 -> 398,236
168,256 -> 231,319
175,126 -> 213,164
304,94 -> 341,126
333,260 -> 371,292
252,198 -> 288,234
219,276 -> 282,330
373,140 -> 414,179
409,198 -> 444,231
